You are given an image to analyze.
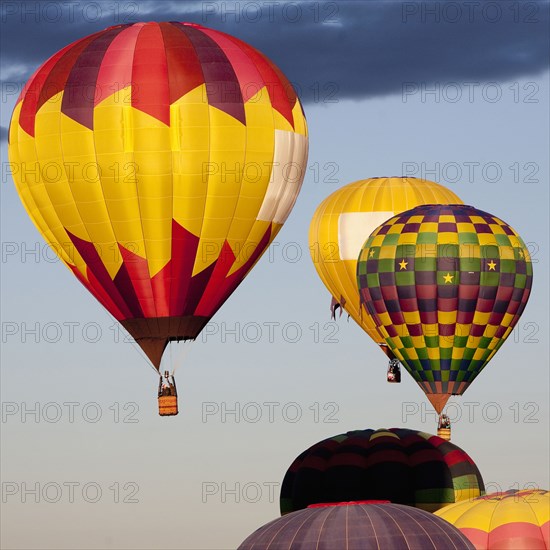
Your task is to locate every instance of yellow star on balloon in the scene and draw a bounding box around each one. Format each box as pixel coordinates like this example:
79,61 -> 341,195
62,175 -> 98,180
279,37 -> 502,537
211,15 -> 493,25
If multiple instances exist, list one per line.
399,259 -> 408,270
369,249 -> 375,258
488,260 -> 497,271
443,272 -> 454,284
518,249 -> 524,258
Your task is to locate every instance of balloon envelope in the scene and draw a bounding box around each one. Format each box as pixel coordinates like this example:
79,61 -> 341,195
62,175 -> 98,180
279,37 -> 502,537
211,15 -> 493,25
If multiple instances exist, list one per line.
280,428 -> 484,514
309,177 -> 463,346
239,501 -> 475,549
357,204 -> 533,413
9,22 -> 308,369
435,490 -> 550,549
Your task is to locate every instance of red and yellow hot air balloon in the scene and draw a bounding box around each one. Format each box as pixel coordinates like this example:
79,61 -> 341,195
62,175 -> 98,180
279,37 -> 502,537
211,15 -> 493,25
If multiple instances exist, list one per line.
8,22 -> 308,414
435,490 -> 549,549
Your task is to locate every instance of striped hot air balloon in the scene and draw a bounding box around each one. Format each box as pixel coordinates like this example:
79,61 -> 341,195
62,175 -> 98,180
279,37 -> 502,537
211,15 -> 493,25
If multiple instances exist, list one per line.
357,204 -> 533,415
280,428 -> 484,514
8,22 -> 308,373
239,501 -> 475,549
435,490 -> 550,549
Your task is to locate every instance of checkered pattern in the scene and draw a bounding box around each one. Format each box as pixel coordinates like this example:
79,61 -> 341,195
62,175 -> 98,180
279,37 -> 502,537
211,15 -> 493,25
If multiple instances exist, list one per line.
357,205 -> 533,400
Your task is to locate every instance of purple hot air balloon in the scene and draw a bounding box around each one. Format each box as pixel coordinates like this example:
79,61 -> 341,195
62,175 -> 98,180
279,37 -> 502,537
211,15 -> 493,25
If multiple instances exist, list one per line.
238,501 -> 475,550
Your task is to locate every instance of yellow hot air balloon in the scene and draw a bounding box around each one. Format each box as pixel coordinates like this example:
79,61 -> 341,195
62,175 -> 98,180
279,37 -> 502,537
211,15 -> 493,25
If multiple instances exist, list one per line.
308,177 -> 463,369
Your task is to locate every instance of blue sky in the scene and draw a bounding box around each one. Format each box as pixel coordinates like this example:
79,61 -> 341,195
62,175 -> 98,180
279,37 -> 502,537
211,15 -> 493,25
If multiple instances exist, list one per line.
1,1 -> 549,549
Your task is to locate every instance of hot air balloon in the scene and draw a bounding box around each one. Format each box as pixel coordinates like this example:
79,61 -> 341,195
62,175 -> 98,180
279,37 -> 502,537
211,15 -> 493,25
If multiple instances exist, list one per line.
8,22 -> 308,414
280,428 -> 485,514
357,204 -> 533,436
309,177 -> 463,382
435,489 -> 549,549
238,501 -> 475,549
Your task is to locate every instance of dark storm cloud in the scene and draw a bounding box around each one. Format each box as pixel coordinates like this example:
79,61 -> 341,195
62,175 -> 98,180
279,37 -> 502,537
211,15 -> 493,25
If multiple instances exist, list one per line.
0,0 -> 549,106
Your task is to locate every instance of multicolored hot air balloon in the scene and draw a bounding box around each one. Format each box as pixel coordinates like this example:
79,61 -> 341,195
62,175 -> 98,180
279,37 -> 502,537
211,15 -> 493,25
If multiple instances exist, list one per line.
357,204 -> 533,427
280,428 -> 485,514
238,501 -> 475,549
435,490 -> 549,549
308,177 -> 463,377
8,22 -> 308,408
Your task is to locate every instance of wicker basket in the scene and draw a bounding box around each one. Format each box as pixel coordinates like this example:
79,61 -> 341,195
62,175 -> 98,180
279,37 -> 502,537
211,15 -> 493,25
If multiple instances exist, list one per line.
437,427 -> 451,441
158,395 -> 178,416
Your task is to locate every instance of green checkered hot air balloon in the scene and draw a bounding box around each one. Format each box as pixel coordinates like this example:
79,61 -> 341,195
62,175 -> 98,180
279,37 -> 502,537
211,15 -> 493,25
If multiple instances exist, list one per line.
357,204 -> 533,416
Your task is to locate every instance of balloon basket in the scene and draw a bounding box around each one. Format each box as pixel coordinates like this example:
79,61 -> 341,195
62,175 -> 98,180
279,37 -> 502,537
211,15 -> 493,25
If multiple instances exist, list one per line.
437,427 -> 451,441
158,395 -> 178,416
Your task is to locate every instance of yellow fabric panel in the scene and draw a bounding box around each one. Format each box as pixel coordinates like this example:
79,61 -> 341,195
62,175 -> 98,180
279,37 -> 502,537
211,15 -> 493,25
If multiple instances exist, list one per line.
370,234 -> 386,248
310,178 -> 463,347
460,243 -> 479,257
227,93 -> 310,276
420,222 -> 438,233
387,223 -> 405,235
59,111 -> 121,278
12,99 -> 93,278
291,101 -> 307,136
130,107 -> 172,278
272,109 -> 294,132
93,87 -> 147,259
467,336 -> 481,348
228,220 -> 272,275
411,335 -> 426,348
436,493 -> 550,530
451,347 -> 465,359
404,311 -> 421,325
445,500 -> 496,530
9,102 -> 85,272
171,84 -> 210,238
458,223 -> 477,235
482,324 -> 498,338
192,106 -> 246,275
439,311 -> 457,325
472,311 -> 490,326
225,87 -> 275,266
472,348 -> 487,360
370,431 -> 399,440
501,313 -> 514,327
478,233 -> 497,246
499,245 -> 515,260
456,324 -> 470,339
397,232 -> 417,245
438,231 -> 459,245
379,246 -> 397,259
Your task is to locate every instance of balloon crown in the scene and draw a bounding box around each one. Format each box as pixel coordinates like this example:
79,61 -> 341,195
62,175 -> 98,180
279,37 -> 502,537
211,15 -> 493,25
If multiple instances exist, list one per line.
307,501 -> 391,508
